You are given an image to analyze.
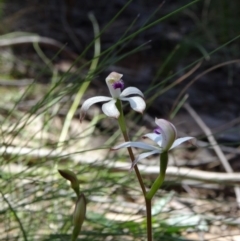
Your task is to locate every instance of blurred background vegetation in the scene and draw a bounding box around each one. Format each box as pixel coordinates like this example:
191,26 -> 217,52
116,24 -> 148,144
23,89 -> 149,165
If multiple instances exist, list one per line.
0,0 -> 240,240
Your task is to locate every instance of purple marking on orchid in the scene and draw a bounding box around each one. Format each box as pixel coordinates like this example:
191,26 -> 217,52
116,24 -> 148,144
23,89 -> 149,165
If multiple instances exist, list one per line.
112,80 -> 124,90
154,127 -> 161,134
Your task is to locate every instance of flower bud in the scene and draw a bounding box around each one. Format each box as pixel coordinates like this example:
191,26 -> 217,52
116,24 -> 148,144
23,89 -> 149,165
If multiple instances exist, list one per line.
72,193 -> 87,235
58,169 -> 80,197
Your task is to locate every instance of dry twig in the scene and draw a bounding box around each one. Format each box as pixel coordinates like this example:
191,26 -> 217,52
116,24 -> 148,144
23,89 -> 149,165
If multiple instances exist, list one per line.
0,35 -> 78,60
184,103 -> 240,206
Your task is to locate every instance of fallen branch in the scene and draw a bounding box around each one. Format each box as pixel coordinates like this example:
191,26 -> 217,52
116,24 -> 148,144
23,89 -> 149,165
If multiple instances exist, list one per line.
1,145 -> 240,185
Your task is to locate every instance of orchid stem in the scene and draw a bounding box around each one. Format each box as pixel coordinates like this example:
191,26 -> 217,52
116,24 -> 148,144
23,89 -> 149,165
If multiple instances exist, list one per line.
116,99 -> 146,196
115,99 -> 152,240
145,198 -> 152,241
144,153 -> 168,241
146,152 -> 168,200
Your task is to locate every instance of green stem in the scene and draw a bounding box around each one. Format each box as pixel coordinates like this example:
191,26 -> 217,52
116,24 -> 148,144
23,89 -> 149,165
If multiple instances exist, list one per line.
58,13 -> 100,150
115,99 -> 146,196
146,152 -> 168,200
1,190 -> 28,241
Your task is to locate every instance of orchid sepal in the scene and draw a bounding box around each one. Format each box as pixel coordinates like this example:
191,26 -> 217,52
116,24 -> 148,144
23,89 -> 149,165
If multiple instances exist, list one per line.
80,96 -> 112,122
112,141 -> 160,152
170,137 -> 195,150
130,150 -> 160,170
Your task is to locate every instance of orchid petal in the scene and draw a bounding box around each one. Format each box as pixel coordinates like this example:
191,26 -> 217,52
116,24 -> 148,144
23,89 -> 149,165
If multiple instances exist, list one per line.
80,96 -> 112,122
106,72 -> 123,81
143,133 -> 163,146
170,137 -> 195,150
131,150 -> 160,170
120,96 -> 146,113
112,141 -> 159,151
102,99 -> 119,118
120,87 -> 144,98
155,118 -> 177,150
106,72 -> 123,98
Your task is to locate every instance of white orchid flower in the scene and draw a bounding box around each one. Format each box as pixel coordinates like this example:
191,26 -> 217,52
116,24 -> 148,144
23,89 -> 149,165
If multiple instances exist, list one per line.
80,72 -> 146,122
112,118 -> 194,167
